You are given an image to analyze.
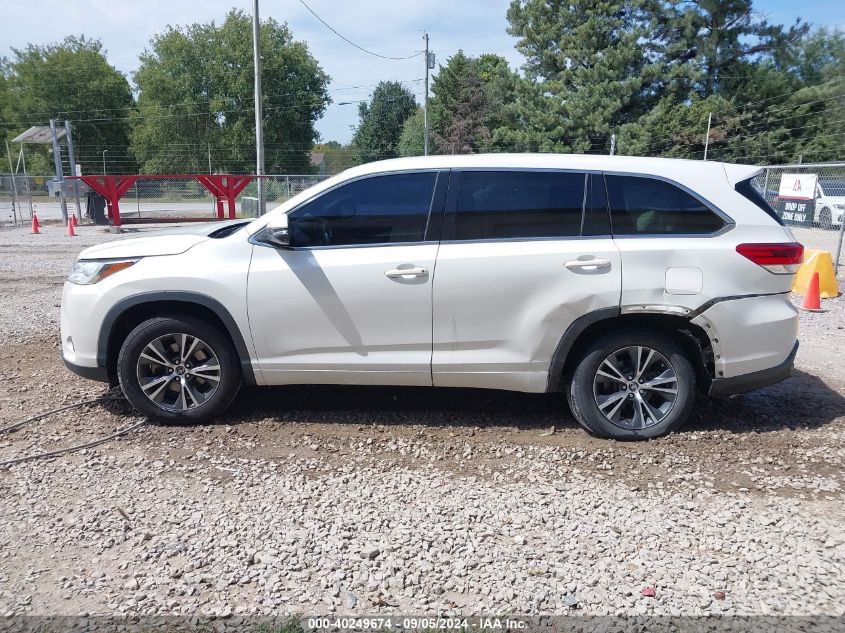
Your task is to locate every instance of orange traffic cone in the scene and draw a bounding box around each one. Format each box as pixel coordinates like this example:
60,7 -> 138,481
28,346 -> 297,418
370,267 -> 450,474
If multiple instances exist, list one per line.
31,214 -> 40,234
70,214 -> 77,228
801,272 -> 825,312
67,216 -> 76,237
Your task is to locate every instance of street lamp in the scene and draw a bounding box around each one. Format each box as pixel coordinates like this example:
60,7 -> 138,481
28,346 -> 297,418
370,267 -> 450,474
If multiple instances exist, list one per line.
102,149 -> 108,175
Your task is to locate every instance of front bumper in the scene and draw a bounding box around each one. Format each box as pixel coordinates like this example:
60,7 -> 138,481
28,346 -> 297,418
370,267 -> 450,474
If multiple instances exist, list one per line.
708,341 -> 798,396
61,280 -> 108,381
63,356 -> 109,382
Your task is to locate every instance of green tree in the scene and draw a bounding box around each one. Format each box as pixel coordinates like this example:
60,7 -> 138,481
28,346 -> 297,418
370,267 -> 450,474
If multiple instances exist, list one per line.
662,28 -> 845,164
739,31 -> 844,163
132,10 -> 329,174
427,52 -> 520,154
352,81 -> 417,163
398,108 -> 425,157
665,0 -> 809,97
313,141 -> 360,174
5,36 -> 134,175
505,0 -> 662,153
617,94 -> 739,159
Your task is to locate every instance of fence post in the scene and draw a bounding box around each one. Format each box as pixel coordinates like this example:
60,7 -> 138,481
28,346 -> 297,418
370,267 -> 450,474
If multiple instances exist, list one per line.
5,141 -> 19,226
762,168 -> 770,204
835,213 -> 845,276
49,119 -> 69,223
64,120 -> 83,223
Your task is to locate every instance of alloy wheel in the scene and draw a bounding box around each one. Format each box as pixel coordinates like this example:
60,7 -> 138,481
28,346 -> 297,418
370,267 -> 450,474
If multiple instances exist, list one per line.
136,333 -> 221,411
820,208 -> 832,230
592,346 -> 679,430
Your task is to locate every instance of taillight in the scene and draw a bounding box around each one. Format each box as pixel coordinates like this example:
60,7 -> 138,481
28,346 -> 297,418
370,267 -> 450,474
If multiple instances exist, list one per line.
736,242 -> 804,274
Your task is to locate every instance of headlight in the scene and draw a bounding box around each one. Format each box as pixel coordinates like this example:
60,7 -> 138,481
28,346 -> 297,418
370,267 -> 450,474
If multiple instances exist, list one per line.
67,259 -> 138,285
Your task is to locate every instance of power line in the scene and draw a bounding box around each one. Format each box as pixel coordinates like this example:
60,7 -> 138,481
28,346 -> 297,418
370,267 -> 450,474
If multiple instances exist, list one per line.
9,80 -> 425,120
297,0 -> 423,61
733,77 -> 845,112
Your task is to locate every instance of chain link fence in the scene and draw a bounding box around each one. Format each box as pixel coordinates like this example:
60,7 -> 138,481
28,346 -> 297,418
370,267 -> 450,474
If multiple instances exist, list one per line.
123,174 -> 330,221
0,173 -> 39,225
753,162 -> 845,273
0,173 -> 331,225
3,163 -> 844,274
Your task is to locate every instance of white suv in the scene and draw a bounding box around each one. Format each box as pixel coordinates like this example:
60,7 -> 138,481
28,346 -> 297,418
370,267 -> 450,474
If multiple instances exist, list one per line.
61,155 -> 803,440
815,180 -> 845,229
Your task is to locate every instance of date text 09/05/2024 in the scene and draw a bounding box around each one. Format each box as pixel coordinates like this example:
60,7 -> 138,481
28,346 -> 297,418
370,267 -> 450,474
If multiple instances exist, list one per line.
306,617 -> 528,631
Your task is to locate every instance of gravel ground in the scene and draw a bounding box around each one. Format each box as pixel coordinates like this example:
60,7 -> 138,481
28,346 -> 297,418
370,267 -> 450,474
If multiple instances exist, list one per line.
0,223 -> 843,619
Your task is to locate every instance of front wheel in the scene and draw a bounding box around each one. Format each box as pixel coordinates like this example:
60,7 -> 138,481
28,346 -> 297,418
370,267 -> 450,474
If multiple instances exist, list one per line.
819,208 -> 833,230
117,316 -> 242,422
567,329 -> 696,440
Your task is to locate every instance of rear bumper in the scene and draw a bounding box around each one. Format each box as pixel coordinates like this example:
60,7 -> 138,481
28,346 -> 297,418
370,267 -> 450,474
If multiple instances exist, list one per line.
709,341 -> 798,396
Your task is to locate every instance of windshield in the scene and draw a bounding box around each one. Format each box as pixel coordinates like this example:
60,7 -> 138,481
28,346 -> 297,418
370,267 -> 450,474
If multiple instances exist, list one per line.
818,180 -> 845,197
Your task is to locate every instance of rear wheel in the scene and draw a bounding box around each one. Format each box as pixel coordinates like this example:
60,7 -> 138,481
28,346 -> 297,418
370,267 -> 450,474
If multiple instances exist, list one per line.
117,316 -> 242,422
567,329 -> 696,440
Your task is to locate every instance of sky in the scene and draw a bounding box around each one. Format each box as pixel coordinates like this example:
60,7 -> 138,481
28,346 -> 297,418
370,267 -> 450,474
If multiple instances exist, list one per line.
2,0 -> 845,144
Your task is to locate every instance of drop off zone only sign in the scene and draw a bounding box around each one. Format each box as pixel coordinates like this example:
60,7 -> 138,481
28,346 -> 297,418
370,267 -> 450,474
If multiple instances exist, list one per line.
777,173 -> 817,227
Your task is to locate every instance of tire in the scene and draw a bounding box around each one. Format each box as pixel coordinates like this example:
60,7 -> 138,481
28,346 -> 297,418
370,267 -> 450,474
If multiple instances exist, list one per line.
566,329 -> 696,440
819,208 -> 832,230
117,316 -> 242,422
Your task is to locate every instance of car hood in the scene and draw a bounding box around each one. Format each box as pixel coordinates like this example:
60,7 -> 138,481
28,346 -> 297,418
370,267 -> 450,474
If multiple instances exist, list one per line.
819,196 -> 845,205
78,221 -> 247,260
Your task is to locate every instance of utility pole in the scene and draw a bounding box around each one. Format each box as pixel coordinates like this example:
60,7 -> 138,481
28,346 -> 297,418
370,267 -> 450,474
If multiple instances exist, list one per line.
49,119 -> 69,223
65,120 -> 82,223
703,112 -> 712,161
252,0 -> 265,216
610,133 -> 616,156
423,32 -> 433,157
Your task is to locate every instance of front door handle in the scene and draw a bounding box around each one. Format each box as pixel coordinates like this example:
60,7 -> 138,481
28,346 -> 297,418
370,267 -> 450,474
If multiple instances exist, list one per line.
565,258 -> 612,272
385,266 -> 429,280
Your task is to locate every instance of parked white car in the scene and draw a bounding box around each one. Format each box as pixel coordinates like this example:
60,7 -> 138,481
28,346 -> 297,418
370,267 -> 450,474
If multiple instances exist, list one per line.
61,154 -> 803,440
815,180 -> 845,229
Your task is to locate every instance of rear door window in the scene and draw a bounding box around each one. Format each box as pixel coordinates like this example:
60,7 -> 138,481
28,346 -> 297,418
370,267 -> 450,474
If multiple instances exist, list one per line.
451,171 -> 586,240
605,175 -> 725,235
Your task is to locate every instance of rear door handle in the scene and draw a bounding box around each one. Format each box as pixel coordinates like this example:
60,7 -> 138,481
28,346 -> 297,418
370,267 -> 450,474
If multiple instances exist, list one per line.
565,258 -> 612,272
385,266 -> 429,279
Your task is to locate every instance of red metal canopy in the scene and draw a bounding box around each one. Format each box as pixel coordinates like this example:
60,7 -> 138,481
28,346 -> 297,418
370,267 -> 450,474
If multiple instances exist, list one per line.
69,174 -> 254,227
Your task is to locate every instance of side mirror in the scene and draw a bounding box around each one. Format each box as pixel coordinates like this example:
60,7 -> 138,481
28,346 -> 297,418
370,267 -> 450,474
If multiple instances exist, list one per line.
263,215 -> 291,248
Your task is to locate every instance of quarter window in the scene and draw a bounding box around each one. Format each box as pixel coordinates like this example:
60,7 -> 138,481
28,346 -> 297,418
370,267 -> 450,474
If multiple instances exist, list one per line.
453,171 -> 586,240
605,175 -> 725,235
289,172 -> 437,247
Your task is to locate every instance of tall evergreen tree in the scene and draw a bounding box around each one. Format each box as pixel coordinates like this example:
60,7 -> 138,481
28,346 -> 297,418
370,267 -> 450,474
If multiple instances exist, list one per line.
429,52 -> 520,154
665,0 -> 809,97
505,0 -> 663,153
